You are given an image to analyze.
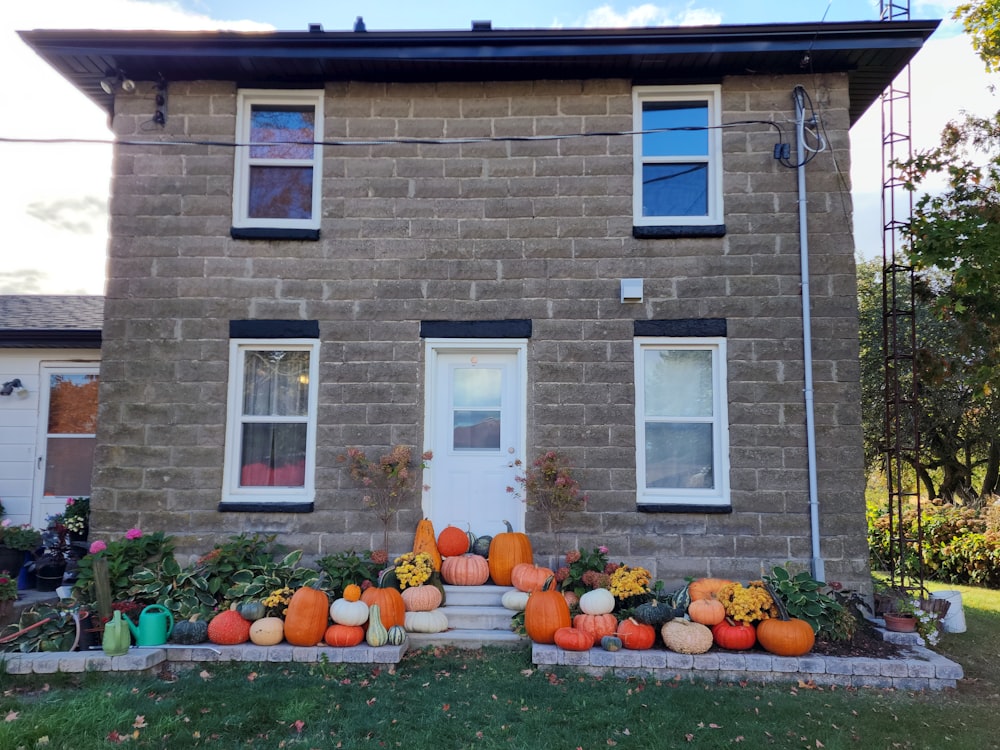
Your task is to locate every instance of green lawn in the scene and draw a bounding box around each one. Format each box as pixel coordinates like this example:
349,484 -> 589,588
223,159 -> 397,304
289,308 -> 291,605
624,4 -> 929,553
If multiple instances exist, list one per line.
1,585 -> 997,749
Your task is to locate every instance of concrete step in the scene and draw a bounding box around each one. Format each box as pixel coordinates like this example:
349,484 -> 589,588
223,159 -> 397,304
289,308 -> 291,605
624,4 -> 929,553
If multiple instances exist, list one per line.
442,584 -> 512,607
440,605 -> 515,631
407,628 -> 527,650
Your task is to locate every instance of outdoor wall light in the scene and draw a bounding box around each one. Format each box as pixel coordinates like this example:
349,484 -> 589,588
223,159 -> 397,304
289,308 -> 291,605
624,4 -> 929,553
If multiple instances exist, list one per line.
99,71 -> 135,95
1,378 -> 28,398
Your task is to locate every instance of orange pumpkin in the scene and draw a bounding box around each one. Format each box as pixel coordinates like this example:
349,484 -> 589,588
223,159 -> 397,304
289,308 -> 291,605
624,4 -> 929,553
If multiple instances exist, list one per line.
712,619 -> 757,651
573,613 -> 619,642
441,554 -> 490,586
207,610 -> 251,645
361,578 -> 406,631
401,584 -> 443,612
688,596 -> 727,626
343,583 -> 362,602
284,582 -> 330,646
524,576 -> 571,644
688,577 -> 735,601
324,624 -> 365,647
413,518 -> 443,571
487,520 -> 533,586
562,591 -> 580,609
756,582 -> 815,656
437,525 -> 470,557
617,617 -> 656,650
553,626 -> 595,652
510,562 -> 556,593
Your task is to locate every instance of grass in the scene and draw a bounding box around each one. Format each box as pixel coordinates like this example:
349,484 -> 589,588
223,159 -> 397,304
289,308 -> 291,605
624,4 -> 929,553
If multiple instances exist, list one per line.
0,586 -> 998,749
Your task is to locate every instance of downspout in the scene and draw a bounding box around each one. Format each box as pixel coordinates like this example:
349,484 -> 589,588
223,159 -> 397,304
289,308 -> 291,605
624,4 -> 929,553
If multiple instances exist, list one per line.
794,85 -> 825,582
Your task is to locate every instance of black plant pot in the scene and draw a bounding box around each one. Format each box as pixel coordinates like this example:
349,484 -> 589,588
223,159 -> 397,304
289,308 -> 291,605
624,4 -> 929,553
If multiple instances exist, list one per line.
0,546 -> 24,577
35,563 -> 67,592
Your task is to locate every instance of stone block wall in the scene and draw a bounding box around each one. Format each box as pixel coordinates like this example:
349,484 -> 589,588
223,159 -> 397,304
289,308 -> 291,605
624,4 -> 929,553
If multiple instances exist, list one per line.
94,72 -> 867,590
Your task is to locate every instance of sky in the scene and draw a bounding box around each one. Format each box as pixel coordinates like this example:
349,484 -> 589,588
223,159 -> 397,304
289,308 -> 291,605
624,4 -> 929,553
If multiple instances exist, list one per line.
2,0 -> 997,295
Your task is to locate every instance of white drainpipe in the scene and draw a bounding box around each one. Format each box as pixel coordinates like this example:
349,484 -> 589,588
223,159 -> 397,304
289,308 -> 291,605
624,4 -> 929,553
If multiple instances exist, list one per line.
794,85 -> 824,582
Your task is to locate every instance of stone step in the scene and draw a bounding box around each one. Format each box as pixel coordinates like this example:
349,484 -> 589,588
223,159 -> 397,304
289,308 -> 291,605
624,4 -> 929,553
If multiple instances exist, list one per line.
407,628 -> 527,650
441,584 -> 513,607
439,605 -> 515,631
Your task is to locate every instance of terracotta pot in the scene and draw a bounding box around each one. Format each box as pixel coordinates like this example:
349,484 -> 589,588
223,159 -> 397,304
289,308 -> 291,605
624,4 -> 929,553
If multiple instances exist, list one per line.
883,612 -> 917,633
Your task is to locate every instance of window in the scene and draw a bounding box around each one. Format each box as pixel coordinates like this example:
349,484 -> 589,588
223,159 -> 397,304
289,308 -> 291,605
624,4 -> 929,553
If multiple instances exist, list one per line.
222,339 -> 319,506
632,85 -> 722,228
634,337 -> 729,507
233,90 -> 324,232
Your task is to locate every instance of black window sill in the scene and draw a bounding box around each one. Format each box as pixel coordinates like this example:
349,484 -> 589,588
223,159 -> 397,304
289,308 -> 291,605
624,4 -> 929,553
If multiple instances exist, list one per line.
633,224 -> 726,239
219,502 -> 314,513
638,504 -> 732,514
230,227 -> 320,241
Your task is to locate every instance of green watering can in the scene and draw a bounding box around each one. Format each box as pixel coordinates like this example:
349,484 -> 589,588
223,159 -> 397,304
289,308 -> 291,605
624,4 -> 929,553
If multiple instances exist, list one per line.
123,604 -> 175,647
102,610 -> 131,656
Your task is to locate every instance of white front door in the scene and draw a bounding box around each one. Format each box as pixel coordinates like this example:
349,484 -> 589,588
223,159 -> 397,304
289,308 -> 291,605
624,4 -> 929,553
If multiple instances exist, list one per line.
423,341 -> 526,537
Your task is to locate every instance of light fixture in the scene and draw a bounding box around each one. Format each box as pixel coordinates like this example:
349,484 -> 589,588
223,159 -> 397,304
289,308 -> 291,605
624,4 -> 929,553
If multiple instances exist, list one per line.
99,71 -> 135,95
1,378 -> 26,397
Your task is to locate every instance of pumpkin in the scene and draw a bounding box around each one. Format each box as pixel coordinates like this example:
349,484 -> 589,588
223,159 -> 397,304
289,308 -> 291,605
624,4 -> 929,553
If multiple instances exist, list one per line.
236,601 -> 267,622
437,525 -> 470,557
601,635 -> 623,652
366,604 -> 389,646
404,608 -> 449,633
573,613 -> 619,642
579,588 -> 615,615
712,619 -> 757,651
413,518 -> 443,571
511,562 -> 556,593
756,582 -> 815,656
661,618 -> 714,654
324,623 -> 365,647
386,625 -> 407,646
284,582 -> 330,646
171,614 -> 208,645
471,535 -> 492,558
634,599 -> 682,627
617,617 -> 656,650
249,616 -> 285,646
343,583 -> 362,602
688,577 -> 735,602
330,597 -> 370,627
207,610 -> 251,645
441,554 -> 490,586
563,590 -> 580,609
501,589 -> 530,612
360,573 -> 406,630
523,575 -> 571,644
487,520 -> 533,586
401,584 -> 443,612
553,626 -> 594,651
688,596 -> 727,626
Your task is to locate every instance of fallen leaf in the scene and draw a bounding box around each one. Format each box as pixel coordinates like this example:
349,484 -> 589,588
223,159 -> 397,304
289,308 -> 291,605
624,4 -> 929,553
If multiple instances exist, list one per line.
442,704 -> 450,712
247,672 -> 258,682
685,734 -> 694,742
4,711 -> 18,722
199,669 -> 212,680
36,737 -> 49,745
133,715 -> 147,728
366,697 -> 376,706
292,720 -> 305,734
816,742 -> 825,748
709,723 -> 721,729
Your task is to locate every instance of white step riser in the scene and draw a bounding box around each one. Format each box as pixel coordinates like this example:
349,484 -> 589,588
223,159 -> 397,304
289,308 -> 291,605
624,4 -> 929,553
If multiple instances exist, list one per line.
442,607 -> 516,631
442,584 -> 513,608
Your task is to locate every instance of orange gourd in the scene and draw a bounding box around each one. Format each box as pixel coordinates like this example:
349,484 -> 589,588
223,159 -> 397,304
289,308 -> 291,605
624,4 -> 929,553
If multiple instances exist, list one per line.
413,518 -> 443,571
617,617 -> 656,650
688,596 -> 727,626
437,525 -> 470,557
324,623 -> 365,647
441,554 -> 490,586
572,613 -> 619,642
524,575 -> 571,644
688,577 -> 735,601
361,573 -> 406,630
511,562 -> 556,592
284,582 -> 330,646
343,583 -> 362,602
553,626 -> 595,651
207,610 -> 251,645
487,520 -> 533,586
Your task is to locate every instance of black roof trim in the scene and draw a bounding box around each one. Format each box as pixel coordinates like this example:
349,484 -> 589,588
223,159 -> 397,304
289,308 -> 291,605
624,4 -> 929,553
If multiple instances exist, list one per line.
19,20 -> 939,125
0,329 -> 102,349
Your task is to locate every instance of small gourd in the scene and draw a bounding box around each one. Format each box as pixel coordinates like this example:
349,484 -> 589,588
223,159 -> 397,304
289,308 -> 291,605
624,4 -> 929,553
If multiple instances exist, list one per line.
471,535 -> 492,558
386,625 -> 407,646
171,614 -> 209,645
404,608 -> 449,633
366,603 -> 389,647
501,589 -> 530,611
249,617 -> 285,646
236,601 -> 267,622
600,635 -> 623,652
343,583 -> 363,602
578,588 -> 615,615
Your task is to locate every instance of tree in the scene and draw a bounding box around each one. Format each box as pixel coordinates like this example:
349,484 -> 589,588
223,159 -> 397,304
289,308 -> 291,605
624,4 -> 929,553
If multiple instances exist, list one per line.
956,0 -> 1000,72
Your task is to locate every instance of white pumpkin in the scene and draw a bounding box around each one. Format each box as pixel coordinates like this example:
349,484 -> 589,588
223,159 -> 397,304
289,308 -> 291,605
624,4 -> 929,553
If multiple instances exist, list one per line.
249,616 -> 285,646
404,608 -> 449,633
579,588 -> 616,615
501,589 -> 530,611
330,597 -> 369,626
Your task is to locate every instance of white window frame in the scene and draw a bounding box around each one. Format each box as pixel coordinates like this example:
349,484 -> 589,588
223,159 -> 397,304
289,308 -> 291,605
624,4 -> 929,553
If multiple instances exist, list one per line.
221,339 -> 320,505
632,85 -> 723,227
233,89 -> 324,230
633,337 -> 730,507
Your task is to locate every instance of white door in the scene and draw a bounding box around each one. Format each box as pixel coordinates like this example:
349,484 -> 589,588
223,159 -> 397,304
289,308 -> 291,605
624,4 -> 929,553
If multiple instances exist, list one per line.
32,365 -> 99,528
423,342 -> 526,537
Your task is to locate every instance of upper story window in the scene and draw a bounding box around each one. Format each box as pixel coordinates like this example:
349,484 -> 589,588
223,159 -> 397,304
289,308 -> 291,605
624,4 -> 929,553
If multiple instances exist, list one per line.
632,85 -> 723,229
633,337 -> 730,508
233,90 -> 324,233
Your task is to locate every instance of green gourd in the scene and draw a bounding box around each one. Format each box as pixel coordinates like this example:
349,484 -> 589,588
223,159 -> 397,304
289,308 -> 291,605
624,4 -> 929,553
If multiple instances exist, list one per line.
386,625 -> 407,646
236,601 -> 267,622
600,635 -> 623,652
634,598 -> 683,627
366,603 -> 389,647
471,535 -> 492,558
171,614 -> 209,645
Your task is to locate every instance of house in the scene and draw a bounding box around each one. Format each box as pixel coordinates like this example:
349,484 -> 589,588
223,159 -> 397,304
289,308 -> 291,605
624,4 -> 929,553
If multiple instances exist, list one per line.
20,19 -> 937,591
0,295 -> 103,528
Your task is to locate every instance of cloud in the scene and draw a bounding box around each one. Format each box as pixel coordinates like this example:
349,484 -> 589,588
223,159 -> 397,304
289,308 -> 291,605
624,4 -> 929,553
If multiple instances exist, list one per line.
579,3 -> 721,28
26,197 -> 107,235
0,269 -> 47,295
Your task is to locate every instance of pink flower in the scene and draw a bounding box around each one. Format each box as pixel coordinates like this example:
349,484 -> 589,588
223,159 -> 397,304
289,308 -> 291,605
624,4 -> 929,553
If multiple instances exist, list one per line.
89,540 -> 107,554
1,519 -> 10,528
598,545 -> 609,554
125,528 -> 142,540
